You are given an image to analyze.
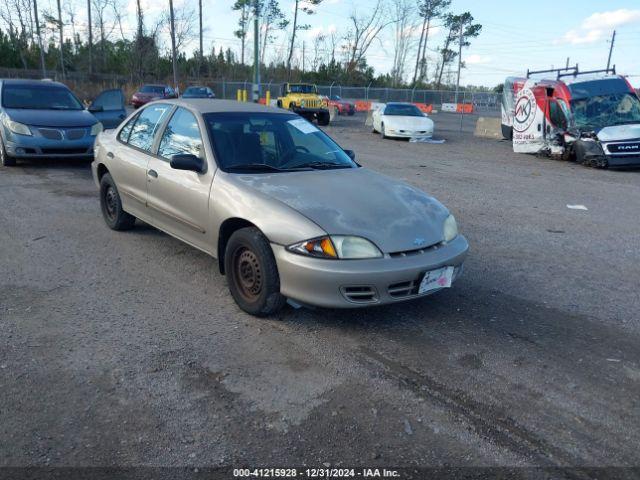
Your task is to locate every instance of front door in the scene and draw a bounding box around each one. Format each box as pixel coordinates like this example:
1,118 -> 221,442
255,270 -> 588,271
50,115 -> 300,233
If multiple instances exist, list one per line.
89,89 -> 126,129
146,107 -> 215,254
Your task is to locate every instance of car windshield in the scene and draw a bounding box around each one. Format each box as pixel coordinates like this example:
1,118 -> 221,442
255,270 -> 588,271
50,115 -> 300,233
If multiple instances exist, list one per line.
185,87 -> 208,95
140,86 -> 165,94
288,84 -> 316,94
2,84 -> 83,110
204,112 -> 357,173
384,104 -> 423,117
570,93 -> 640,130
331,95 -> 341,100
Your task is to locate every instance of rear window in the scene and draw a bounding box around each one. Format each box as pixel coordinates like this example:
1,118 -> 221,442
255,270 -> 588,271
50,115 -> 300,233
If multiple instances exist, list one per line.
1,84 -> 83,110
140,86 -> 165,94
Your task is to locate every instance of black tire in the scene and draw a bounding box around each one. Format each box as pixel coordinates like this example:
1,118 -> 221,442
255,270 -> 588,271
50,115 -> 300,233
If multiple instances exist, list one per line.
348,110 -> 355,116
277,100 -> 283,108
99,173 -> 136,230
317,111 -> 330,126
381,123 -> 387,139
288,102 -> 296,111
0,137 -> 16,167
573,141 -> 587,165
224,227 -> 286,316
501,124 -> 513,140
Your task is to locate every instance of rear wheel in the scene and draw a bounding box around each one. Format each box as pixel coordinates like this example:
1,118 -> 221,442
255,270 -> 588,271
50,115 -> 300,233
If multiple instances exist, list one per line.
501,124 -> 512,140
0,137 -> 16,167
100,173 -> 136,230
225,227 -> 286,316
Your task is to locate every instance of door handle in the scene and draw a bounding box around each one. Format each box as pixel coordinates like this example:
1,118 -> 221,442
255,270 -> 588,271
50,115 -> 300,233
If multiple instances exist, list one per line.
106,152 -> 114,158
147,169 -> 158,178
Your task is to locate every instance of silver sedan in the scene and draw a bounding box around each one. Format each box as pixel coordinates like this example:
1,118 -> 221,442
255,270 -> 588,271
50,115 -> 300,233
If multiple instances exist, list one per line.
92,99 -> 468,315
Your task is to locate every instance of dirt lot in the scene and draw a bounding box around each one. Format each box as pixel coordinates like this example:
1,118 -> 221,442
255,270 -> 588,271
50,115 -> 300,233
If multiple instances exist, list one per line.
1,112 -> 639,475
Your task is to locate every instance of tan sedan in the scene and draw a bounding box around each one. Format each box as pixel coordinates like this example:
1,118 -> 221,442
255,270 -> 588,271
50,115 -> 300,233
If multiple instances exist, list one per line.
92,100 -> 468,315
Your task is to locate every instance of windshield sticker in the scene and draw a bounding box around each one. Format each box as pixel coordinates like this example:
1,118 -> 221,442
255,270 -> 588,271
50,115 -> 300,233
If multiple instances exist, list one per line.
288,118 -> 319,134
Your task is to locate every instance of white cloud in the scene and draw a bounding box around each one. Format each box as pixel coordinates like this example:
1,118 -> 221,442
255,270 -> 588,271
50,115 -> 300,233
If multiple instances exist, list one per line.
560,28 -> 604,45
465,54 -> 491,65
558,9 -> 640,45
581,9 -> 640,30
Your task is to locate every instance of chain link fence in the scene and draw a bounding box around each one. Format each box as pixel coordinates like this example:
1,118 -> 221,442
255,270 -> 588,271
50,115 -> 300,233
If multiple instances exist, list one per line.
0,68 -> 500,111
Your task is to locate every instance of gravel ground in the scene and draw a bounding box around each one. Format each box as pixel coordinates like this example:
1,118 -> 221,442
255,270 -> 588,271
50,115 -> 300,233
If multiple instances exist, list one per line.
1,112 -> 639,474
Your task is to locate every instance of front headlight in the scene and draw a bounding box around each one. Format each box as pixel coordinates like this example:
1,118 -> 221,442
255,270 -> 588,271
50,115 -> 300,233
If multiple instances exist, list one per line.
90,122 -> 103,136
2,115 -> 31,136
443,214 -> 458,243
287,235 -> 382,260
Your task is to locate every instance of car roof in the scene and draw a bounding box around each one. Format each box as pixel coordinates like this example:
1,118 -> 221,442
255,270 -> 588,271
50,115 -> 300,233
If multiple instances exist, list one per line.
150,98 -> 292,115
386,102 -> 417,106
141,84 -> 168,88
1,78 -> 68,88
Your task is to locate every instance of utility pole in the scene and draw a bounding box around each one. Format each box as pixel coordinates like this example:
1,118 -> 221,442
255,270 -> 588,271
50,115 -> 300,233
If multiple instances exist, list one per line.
565,57 -> 569,69
198,0 -> 203,78
33,0 -> 46,78
169,0 -> 178,93
606,30 -> 616,70
57,0 -> 65,78
87,0 -> 93,74
252,0 -> 260,102
302,41 -> 305,73
454,20 -> 463,104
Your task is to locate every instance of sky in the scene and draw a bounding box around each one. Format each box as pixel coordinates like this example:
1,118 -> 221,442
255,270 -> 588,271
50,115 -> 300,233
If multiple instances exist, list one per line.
34,0 -> 640,88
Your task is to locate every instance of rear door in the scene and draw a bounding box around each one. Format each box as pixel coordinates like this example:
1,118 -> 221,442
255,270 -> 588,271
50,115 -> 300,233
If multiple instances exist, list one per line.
89,89 -> 126,129
512,86 -> 546,153
146,107 -> 216,253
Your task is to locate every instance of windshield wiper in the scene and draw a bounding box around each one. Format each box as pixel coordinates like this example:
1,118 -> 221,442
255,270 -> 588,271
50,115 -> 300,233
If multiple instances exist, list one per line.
294,161 -> 353,170
225,163 -> 309,173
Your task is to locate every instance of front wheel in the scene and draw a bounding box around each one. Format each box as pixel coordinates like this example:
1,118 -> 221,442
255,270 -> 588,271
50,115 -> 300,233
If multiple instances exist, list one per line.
0,137 -> 16,167
225,227 -> 286,316
100,173 -> 136,230
317,111 -> 330,126
381,123 -> 387,139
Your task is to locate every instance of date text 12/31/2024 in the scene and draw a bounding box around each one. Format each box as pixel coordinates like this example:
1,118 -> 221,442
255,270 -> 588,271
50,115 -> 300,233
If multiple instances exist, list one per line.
233,468 -> 401,478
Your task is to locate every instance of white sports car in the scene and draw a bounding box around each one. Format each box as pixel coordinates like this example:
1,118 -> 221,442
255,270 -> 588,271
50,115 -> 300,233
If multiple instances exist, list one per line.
372,102 -> 434,139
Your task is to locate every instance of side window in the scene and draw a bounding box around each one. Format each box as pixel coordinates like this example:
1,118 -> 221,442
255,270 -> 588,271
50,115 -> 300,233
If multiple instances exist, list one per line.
128,104 -> 171,152
117,113 -> 138,143
91,90 -> 123,111
549,100 -> 568,130
157,107 -> 204,160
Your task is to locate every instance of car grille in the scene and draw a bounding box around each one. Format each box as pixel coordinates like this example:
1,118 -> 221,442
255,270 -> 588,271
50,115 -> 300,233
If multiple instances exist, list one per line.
301,99 -> 321,108
66,129 -> 86,140
607,142 -> 640,154
388,242 -> 442,258
38,128 -> 87,140
340,286 -> 378,304
388,279 -> 420,299
41,147 -> 89,155
39,128 -> 63,140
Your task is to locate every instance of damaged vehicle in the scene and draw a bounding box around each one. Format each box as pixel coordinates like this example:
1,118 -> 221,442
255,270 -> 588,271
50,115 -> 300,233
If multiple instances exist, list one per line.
501,66 -> 640,168
92,99 -> 468,316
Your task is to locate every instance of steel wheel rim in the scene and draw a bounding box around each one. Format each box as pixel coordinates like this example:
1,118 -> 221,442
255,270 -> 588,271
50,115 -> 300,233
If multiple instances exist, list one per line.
233,247 -> 263,301
104,186 -> 117,220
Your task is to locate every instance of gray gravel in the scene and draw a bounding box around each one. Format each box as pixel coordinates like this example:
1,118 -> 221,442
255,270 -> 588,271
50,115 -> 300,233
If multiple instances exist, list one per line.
1,112 -> 639,469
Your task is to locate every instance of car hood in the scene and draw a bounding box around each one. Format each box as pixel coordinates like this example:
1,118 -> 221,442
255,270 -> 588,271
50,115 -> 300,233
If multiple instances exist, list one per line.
596,123 -> 640,142
382,115 -> 433,130
4,108 -> 97,128
234,168 -> 449,253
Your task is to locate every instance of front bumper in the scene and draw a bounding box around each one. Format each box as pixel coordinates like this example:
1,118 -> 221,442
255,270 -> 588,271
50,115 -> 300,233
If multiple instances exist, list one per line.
3,129 -> 95,158
386,129 -> 434,139
273,234 -> 468,308
292,107 -> 329,116
606,154 -> 640,167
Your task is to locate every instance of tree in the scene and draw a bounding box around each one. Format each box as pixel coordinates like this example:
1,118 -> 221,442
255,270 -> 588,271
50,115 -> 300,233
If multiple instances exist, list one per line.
435,12 -> 481,89
232,0 -> 250,65
390,0 -> 418,86
286,0 -> 322,80
344,0 -> 393,78
412,0 -> 450,85
259,0 -> 287,65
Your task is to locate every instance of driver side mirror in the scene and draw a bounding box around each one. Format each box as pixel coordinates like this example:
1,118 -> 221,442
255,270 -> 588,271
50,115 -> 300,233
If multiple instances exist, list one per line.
170,154 -> 204,173
88,105 -> 104,113
344,149 -> 356,161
